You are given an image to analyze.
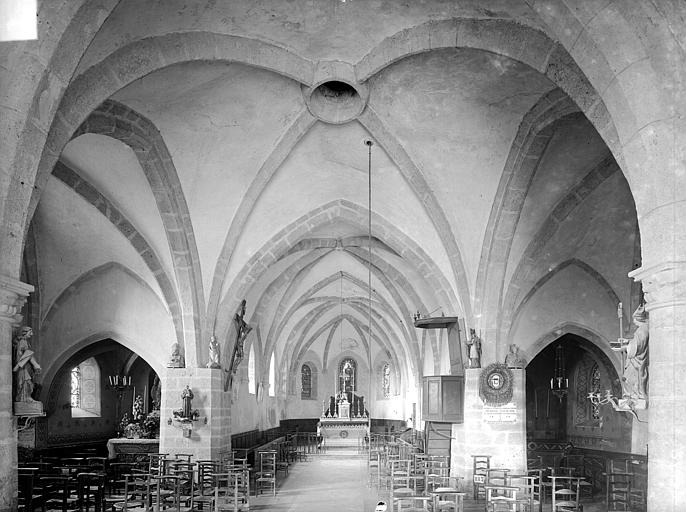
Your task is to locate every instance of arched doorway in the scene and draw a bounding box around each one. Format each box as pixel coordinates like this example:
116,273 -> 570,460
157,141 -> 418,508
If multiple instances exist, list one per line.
37,339 -> 159,450
526,334 -> 631,468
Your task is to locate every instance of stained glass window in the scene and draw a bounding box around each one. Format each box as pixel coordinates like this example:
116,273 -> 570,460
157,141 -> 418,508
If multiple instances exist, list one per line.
70,366 -> 81,408
382,363 -> 391,398
338,358 -> 357,393
301,364 -> 312,399
71,357 -> 101,417
591,363 -> 601,420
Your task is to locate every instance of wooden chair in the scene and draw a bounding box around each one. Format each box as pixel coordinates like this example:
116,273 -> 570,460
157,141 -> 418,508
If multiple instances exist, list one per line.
255,451 -> 276,496
112,473 -> 151,512
424,461 -> 450,494
471,455 -> 491,501
550,476 -> 581,512
509,473 -> 541,512
107,462 -> 133,496
87,457 -> 108,474
431,486 -> 466,512
151,474 -> 182,512
606,470 -> 632,511
275,442 -> 289,477
39,476 -> 79,512
210,472 -> 249,512
195,461 -> 221,507
76,472 -> 106,512
368,448 -> 382,488
389,459 -> 414,500
392,494 -> 432,511
485,484 -> 520,512
18,467 -> 42,512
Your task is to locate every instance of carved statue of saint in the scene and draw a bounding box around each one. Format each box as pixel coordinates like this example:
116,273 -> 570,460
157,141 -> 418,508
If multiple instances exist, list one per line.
151,375 -> 162,411
207,336 -> 221,369
505,344 -> 527,369
466,329 -> 482,368
13,326 -> 41,403
168,342 -> 183,368
181,385 -> 194,419
612,304 -> 649,399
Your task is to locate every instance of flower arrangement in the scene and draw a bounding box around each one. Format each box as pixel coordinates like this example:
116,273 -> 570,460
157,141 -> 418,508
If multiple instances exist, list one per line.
120,395 -> 161,439
124,422 -> 143,439
132,395 -> 145,423
142,409 -> 161,438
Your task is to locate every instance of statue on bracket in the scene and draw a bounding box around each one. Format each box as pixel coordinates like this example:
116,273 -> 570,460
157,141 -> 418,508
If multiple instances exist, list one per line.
206,336 -> 221,369
167,342 -> 184,368
505,344 -> 527,369
466,329 -> 482,368
612,302 -> 649,407
13,326 -> 44,416
13,326 -> 41,402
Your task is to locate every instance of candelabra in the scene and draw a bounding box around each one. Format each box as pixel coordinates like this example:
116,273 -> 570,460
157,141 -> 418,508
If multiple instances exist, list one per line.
587,390 -> 617,407
550,344 -> 568,403
107,374 -> 132,436
587,390 -> 646,422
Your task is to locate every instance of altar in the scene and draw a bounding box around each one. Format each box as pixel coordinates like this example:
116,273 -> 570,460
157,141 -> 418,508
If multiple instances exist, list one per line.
320,394 -> 369,447
320,417 -> 369,448
107,438 -> 159,459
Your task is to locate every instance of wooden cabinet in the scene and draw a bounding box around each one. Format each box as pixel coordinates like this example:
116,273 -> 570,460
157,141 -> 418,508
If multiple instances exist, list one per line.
422,376 -> 464,423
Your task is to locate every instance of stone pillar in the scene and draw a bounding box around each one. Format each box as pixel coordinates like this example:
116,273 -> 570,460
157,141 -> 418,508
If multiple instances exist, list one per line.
451,368 -> 526,481
630,262 -> 686,512
159,367 -> 230,460
0,275 -> 33,512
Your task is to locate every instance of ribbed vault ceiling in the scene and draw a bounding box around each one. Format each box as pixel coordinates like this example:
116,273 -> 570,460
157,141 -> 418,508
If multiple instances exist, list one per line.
29,2 -> 640,392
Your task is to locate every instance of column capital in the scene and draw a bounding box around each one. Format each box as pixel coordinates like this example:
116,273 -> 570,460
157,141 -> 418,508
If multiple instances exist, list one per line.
629,261 -> 686,312
0,274 -> 34,326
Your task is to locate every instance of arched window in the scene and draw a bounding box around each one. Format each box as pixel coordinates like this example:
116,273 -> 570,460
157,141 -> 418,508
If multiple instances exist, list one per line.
338,358 -> 357,393
268,352 -> 276,397
70,366 -> 81,407
248,344 -> 256,394
382,363 -> 391,398
71,357 -> 101,418
591,363 -> 601,420
575,357 -> 600,426
301,364 -> 312,399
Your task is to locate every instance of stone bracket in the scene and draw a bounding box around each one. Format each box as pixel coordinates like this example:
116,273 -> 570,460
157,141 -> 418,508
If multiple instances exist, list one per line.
0,275 -> 33,325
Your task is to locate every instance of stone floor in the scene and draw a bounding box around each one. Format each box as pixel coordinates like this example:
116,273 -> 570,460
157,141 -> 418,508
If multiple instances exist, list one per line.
251,449 -> 610,511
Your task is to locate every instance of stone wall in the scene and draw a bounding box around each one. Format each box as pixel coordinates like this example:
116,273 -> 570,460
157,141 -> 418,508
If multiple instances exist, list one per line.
451,369 -> 526,480
159,367 -> 230,460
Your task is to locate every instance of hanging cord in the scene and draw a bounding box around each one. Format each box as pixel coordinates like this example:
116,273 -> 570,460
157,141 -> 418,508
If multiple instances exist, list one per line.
365,139 -> 373,416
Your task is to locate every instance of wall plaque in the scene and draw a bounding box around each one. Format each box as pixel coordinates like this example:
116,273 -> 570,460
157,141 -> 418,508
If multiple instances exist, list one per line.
483,405 -> 517,423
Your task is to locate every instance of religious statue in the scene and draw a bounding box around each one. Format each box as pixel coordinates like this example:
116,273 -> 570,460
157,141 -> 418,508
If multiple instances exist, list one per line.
505,344 -> 527,369
342,360 -> 354,392
167,342 -> 183,368
151,375 -> 162,411
13,326 -> 41,403
225,299 -> 253,391
466,329 -> 482,368
181,385 -> 194,419
206,336 -> 221,369
612,304 -> 649,400
233,300 -> 252,365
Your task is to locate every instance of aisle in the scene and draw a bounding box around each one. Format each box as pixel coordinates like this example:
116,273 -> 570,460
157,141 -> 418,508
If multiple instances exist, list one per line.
251,451 -> 385,512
